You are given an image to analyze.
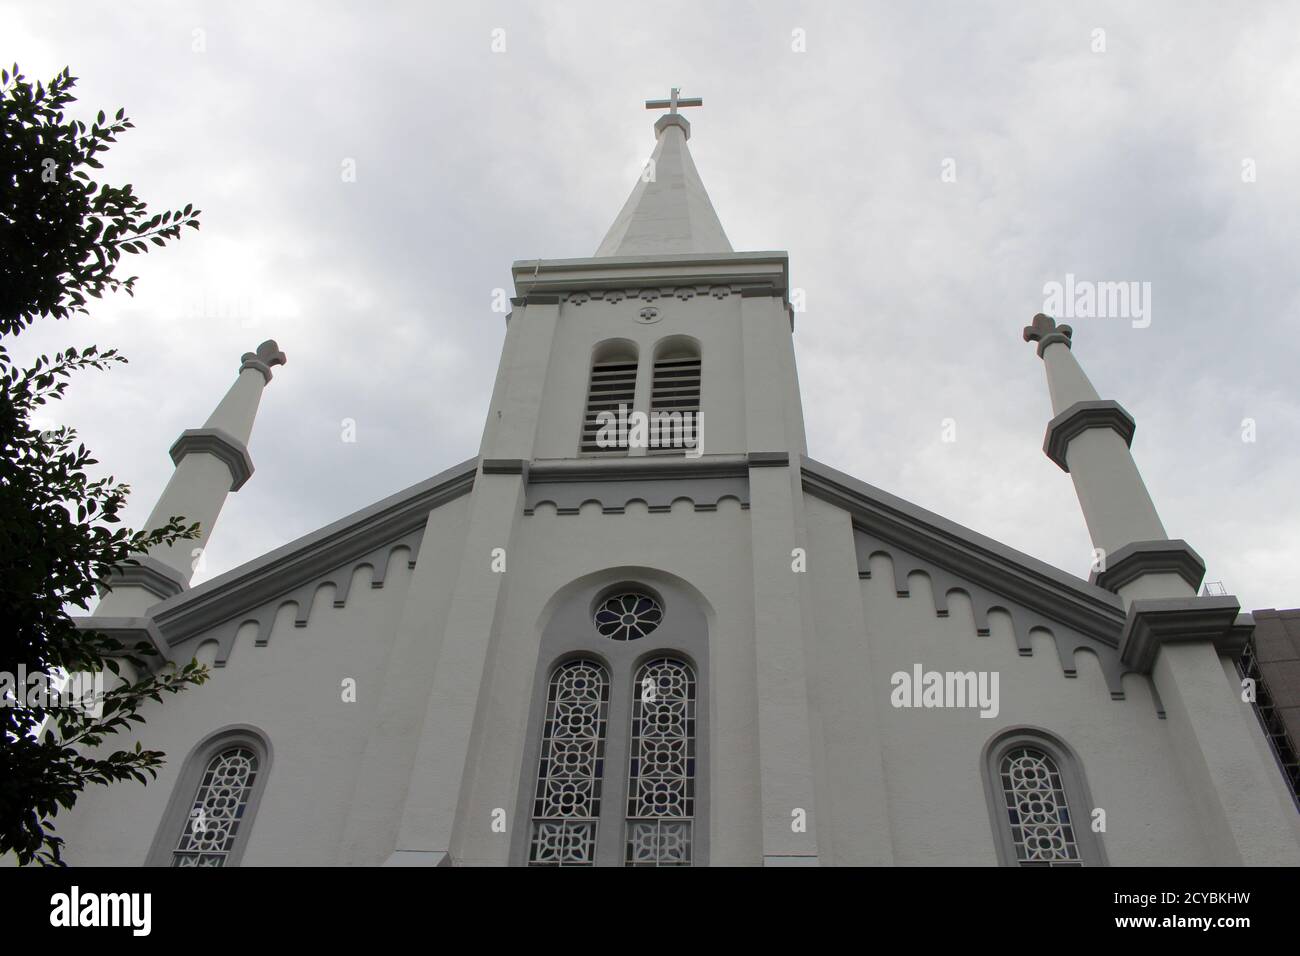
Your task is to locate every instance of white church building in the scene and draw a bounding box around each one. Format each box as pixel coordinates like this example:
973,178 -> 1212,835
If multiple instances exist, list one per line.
58,93 -> 1300,866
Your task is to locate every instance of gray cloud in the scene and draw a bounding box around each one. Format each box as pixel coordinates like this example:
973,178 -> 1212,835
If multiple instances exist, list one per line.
6,0 -> 1297,610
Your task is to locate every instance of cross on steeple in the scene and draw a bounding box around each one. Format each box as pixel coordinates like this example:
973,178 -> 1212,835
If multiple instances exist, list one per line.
645,87 -> 702,115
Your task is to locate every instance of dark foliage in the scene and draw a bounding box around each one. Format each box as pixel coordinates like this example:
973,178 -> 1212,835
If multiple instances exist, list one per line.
1,65 -> 208,865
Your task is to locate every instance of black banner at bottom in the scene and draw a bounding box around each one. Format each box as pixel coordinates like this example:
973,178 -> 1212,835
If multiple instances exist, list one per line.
0,864 -> 1282,940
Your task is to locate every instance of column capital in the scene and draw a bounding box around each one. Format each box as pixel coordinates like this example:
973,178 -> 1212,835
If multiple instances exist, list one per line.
1092,539 -> 1206,593
1043,399 -> 1135,471
97,554 -> 189,601
1023,313 -> 1073,358
239,339 -> 287,383
169,427 -> 255,490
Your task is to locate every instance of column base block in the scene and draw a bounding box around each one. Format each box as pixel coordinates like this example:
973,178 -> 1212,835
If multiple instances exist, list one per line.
170,427 -> 254,490
1043,399 -> 1136,472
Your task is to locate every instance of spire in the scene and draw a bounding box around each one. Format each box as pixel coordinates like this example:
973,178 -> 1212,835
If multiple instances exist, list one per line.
595,88 -> 733,258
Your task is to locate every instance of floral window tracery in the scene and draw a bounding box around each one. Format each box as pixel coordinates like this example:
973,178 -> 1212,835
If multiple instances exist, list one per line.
625,657 -> 696,866
528,659 -> 611,866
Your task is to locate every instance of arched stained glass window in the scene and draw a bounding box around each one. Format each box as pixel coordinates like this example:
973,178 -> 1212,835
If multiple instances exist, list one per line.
172,746 -> 260,867
625,657 -> 696,866
528,659 -> 611,866
998,746 -> 1082,866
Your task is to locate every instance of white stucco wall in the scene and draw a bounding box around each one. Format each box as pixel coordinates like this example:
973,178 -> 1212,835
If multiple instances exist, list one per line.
800,492 -> 1211,866
51,494 -> 472,866
455,498 -> 760,866
49,483 -> 1296,867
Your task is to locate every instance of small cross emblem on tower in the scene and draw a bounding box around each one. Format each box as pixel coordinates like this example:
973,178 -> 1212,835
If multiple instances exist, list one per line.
645,87 -> 703,114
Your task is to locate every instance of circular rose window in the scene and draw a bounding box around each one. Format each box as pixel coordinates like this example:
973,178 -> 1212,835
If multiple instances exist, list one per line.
594,592 -> 663,641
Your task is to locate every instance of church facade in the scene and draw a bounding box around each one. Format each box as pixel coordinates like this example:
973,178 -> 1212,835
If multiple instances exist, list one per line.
57,95 -> 1300,866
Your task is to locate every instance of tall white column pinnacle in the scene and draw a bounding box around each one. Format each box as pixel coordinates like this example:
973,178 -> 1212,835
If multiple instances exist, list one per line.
1023,314 -> 1182,587
203,341 -> 285,441
94,340 -> 286,618
1024,314 -> 1299,864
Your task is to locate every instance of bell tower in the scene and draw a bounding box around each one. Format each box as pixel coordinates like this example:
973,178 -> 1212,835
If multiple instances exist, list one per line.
387,93 -> 825,866
478,89 -> 806,466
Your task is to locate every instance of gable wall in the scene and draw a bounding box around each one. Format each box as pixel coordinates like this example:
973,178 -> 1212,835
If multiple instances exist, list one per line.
800,492 -> 1211,865
52,493 -> 472,866
50,479 -> 1235,866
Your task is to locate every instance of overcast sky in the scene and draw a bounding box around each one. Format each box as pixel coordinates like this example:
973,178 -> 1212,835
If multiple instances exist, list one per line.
5,1 -> 1298,612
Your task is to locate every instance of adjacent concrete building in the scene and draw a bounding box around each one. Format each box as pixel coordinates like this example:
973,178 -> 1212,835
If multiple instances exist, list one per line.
54,93 -> 1300,866
1240,608 -> 1300,803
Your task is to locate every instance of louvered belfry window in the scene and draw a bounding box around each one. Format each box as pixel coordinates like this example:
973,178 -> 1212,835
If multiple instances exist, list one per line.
581,352 -> 638,455
649,351 -> 701,454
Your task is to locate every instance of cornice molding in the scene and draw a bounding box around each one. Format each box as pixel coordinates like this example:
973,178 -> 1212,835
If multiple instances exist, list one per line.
145,458 -> 477,650
511,251 -> 790,302
1118,595 -> 1249,673
100,555 -> 189,601
562,285 -> 740,305
1043,400 -> 1136,472
801,457 -> 1127,647
1091,538 -> 1206,593
71,616 -> 168,671
526,455 -> 751,515
855,526 -> 1130,698
169,427 -> 255,491
528,455 -> 750,483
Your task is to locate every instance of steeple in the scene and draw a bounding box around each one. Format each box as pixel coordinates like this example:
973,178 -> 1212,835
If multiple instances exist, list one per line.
595,88 -> 733,258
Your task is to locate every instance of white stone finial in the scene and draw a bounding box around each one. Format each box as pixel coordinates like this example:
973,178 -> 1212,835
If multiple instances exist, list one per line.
240,339 -> 288,383
1022,313 -> 1073,358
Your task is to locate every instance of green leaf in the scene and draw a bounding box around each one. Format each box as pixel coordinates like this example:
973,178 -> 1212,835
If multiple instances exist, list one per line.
0,63 -> 204,866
